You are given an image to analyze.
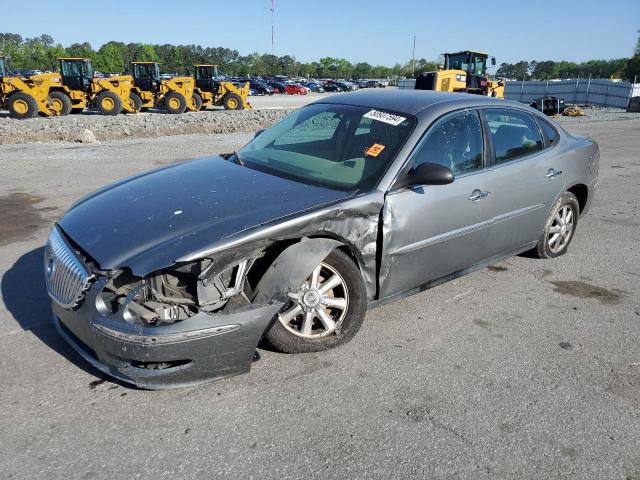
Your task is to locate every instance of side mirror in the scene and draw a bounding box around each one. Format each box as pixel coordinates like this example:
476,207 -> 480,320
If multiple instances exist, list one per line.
254,129 -> 265,139
491,57 -> 496,66
407,162 -> 455,186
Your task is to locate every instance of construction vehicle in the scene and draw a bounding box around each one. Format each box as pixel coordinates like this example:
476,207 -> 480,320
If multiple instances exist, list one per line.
415,50 -> 505,98
193,65 -> 251,110
44,58 -> 137,115
129,62 -> 197,114
0,57 -> 61,118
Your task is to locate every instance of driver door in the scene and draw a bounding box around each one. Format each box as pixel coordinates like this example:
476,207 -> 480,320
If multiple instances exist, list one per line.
379,109 -> 495,298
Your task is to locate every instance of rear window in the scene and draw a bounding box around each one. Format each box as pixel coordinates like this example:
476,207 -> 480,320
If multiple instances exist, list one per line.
485,109 -> 543,164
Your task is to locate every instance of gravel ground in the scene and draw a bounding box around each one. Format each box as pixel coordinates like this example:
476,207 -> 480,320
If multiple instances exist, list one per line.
0,92 -> 326,144
0,111 -> 639,479
2,91 -> 638,145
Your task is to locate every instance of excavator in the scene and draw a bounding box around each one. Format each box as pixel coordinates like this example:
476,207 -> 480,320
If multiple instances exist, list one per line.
415,50 -> 505,98
129,62 -> 197,114
193,64 -> 251,110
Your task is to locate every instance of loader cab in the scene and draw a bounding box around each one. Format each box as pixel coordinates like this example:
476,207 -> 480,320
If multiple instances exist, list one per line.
0,58 -> 6,78
59,58 -> 94,92
443,51 -> 494,92
195,64 -> 220,92
132,62 -> 161,92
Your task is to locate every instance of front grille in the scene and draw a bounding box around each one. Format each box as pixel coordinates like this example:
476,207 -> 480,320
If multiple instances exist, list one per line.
44,227 -> 94,309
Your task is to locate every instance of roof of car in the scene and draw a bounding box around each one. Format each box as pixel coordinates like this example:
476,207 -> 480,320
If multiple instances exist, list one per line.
313,90 -> 522,116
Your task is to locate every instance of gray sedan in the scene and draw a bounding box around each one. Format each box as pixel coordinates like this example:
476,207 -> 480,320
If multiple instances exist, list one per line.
45,90 -> 599,388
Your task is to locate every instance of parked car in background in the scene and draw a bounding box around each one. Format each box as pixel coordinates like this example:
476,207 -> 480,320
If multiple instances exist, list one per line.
285,83 -> 308,95
249,81 -> 275,95
322,81 -> 342,92
366,80 -> 384,88
268,81 -> 287,94
45,90 -> 598,389
301,82 -> 325,93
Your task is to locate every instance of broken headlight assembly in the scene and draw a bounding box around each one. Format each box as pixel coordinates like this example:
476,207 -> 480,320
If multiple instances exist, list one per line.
98,257 -> 258,326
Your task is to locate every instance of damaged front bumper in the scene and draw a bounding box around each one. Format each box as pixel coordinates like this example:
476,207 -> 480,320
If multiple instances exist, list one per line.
52,280 -> 281,389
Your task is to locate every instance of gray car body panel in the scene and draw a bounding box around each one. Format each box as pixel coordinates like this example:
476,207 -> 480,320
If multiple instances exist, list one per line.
49,90 -> 598,388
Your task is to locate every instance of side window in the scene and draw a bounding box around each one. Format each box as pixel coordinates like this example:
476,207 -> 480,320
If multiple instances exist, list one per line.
412,110 -> 484,175
537,118 -> 559,146
485,109 -> 543,164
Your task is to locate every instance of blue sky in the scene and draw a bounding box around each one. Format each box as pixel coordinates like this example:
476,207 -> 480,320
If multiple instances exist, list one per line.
2,0 -> 638,65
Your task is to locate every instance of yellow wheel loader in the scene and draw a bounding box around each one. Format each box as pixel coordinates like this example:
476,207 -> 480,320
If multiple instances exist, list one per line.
0,57 -> 61,118
415,51 -> 505,98
193,65 -> 251,110
44,58 -> 138,116
129,62 -> 197,114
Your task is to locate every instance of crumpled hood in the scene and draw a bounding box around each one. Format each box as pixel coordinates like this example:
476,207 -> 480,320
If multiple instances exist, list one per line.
58,155 -> 351,274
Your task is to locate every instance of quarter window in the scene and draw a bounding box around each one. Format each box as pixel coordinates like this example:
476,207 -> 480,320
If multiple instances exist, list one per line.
412,110 -> 484,175
537,118 -> 559,146
485,109 -> 543,164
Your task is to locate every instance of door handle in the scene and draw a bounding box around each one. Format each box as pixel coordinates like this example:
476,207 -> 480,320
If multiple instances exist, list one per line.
545,168 -> 563,179
468,189 -> 490,201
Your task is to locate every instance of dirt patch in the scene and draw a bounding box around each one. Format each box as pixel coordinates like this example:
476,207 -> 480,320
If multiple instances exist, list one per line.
487,265 -> 508,272
0,193 -> 53,246
549,281 -> 623,304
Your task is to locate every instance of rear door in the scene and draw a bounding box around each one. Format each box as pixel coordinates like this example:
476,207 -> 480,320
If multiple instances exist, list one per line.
480,108 -> 565,256
380,109 -> 495,298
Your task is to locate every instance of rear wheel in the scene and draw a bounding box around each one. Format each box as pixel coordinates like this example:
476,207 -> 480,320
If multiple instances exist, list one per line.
8,92 -> 39,119
191,92 -> 203,111
262,249 -> 366,353
96,91 -> 122,115
534,192 -> 580,258
48,91 -> 72,116
128,92 -> 142,113
222,92 -> 243,110
164,91 -> 187,114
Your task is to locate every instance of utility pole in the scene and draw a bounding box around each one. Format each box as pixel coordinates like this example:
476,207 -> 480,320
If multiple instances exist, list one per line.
270,0 -> 275,56
411,35 -> 416,77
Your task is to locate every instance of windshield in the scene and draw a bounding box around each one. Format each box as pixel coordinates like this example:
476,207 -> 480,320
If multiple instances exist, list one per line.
237,103 -> 416,191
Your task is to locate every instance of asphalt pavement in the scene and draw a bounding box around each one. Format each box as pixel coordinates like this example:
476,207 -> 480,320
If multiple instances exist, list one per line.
0,115 -> 638,480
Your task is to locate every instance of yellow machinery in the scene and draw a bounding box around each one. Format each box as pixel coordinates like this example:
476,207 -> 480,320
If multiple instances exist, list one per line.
0,57 -> 61,118
193,65 -> 251,110
415,51 -> 505,98
44,58 -> 137,115
130,62 -> 197,114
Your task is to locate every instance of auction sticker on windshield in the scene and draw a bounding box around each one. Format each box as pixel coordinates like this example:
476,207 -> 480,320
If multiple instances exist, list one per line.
365,143 -> 386,157
363,109 -> 407,126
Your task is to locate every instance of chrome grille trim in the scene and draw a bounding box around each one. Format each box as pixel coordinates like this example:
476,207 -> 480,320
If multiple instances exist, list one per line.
44,227 -> 94,309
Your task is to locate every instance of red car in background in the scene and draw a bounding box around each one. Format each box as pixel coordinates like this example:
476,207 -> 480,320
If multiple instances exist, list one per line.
285,83 -> 308,95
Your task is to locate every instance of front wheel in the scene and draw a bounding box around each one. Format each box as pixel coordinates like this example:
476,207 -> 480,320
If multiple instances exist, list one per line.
164,91 -> 187,114
48,91 -> 72,115
262,249 -> 366,353
533,192 -> 580,258
96,91 -> 122,115
222,92 -> 243,110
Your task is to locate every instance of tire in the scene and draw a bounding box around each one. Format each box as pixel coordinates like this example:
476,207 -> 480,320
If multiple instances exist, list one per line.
262,249 -> 366,353
8,92 -> 38,119
128,92 -> 142,113
70,107 -> 84,114
222,92 -> 243,110
191,92 -> 203,111
533,192 -> 580,259
48,91 -> 72,116
96,91 -> 122,115
164,91 -> 187,114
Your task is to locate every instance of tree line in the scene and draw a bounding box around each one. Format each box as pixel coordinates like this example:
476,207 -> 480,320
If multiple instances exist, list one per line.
1,32 -> 638,81
498,31 -> 640,81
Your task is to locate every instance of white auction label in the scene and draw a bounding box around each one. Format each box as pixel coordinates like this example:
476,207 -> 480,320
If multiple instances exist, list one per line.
363,109 -> 407,126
